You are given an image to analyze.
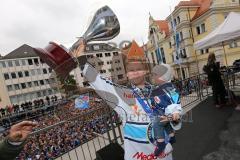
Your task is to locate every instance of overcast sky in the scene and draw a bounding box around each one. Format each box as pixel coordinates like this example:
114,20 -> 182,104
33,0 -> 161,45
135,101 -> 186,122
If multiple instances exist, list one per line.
0,0 -> 182,55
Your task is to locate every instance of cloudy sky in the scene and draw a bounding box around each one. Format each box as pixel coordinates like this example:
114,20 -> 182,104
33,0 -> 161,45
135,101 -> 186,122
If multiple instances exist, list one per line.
0,0 -> 182,55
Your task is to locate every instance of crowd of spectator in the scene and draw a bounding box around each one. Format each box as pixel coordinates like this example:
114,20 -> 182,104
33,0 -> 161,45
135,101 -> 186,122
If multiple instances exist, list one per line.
0,97 -> 120,160
0,95 -> 58,118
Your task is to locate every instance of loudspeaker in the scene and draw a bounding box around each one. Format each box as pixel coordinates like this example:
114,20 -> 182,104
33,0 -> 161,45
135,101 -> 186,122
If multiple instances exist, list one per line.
96,143 -> 124,160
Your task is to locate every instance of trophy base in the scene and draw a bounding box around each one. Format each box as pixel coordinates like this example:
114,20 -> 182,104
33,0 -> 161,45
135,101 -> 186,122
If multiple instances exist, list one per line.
34,42 -> 77,79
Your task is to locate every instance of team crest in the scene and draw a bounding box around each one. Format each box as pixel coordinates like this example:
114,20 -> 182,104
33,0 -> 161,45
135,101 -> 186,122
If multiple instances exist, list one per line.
154,96 -> 161,104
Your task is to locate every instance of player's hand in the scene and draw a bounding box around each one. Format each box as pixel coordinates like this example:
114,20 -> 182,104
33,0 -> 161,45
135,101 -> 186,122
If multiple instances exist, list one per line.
8,121 -> 38,142
172,113 -> 180,121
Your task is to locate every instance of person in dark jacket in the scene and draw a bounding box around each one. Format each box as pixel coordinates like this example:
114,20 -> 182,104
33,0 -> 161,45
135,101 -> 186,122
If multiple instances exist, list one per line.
0,121 -> 37,160
203,53 -> 226,107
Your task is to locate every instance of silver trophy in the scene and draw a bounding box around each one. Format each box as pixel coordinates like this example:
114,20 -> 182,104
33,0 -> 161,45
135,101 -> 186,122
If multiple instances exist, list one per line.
34,5 -> 120,78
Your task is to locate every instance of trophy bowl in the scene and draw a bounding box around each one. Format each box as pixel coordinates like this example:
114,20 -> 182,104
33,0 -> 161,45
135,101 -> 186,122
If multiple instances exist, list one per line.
34,5 -> 120,79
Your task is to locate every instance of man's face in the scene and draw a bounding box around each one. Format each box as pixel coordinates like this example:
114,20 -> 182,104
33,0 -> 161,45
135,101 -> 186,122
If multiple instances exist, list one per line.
126,61 -> 148,85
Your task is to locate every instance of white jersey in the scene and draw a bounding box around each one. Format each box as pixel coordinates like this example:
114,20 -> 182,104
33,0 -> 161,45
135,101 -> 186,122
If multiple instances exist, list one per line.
83,63 -> 173,160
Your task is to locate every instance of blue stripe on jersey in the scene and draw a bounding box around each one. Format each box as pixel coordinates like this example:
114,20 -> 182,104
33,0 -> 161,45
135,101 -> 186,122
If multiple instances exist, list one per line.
124,123 -> 147,140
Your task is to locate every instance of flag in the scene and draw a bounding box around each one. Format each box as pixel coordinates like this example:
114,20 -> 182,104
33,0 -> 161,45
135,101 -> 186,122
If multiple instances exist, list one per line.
75,93 -> 89,109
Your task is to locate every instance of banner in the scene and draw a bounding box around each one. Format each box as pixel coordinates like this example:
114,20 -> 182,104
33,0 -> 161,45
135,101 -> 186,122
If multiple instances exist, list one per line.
75,94 -> 89,109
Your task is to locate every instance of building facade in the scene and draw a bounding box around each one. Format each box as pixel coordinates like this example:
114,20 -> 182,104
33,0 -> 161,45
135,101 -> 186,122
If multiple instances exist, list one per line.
147,0 -> 240,79
73,43 -> 127,88
0,44 -> 62,108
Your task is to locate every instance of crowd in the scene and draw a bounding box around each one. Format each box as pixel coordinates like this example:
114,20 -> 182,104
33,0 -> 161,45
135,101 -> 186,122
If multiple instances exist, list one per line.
172,77 -> 205,96
0,97 -> 120,160
0,96 -> 58,118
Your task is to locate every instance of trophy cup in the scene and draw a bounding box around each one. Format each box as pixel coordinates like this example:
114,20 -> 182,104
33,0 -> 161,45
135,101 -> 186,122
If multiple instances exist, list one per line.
34,5 -> 120,79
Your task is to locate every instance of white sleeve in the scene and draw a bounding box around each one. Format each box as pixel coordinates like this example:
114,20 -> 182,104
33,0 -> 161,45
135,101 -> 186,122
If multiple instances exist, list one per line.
165,104 -> 183,116
82,63 -> 132,120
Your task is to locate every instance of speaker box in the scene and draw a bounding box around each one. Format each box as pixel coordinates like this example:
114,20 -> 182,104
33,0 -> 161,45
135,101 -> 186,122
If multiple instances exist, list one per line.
96,143 -> 124,160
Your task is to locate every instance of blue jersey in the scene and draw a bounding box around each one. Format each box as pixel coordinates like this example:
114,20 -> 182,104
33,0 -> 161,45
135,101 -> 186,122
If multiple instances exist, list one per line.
150,82 -> 181,117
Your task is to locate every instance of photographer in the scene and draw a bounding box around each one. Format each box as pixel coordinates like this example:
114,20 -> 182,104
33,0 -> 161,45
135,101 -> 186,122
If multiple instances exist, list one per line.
203,53 -> 227,107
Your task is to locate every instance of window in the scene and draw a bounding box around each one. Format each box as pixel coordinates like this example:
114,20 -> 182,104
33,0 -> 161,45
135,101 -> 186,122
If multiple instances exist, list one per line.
21,83 -> 26,89
159,48 -> 166,63
34,81 -> 39,86
87,55 -> 94,58
48,68 -> 52,73
21,59 -> 26,66
18,72 -> 23,78
4,73 -> 10,80
28,59 -> 33,65
177,16 -> 180,24
93,45 -> 100,50
113,52 -> 119,56
116,67 -> 122,71
105,53 -> 111,57
0,62 -> 6,68
40,80 -> 45,85
179,32 -> 183,41
48,89 -> 53,95
11,72 -> 17,79
171,21 -> 174,28
8,61 -> 13,67
96,53 -> 103,57
24,71 -> 29,77
43,90 -> 47,96
40,59 -> 44,64
169,42 -> 172,48
200,49 -> 209,54
10,96 -> 18,104
37,69 -> 41,74
174,19 -> 177,26
15,60 -> 20,66
98,62 -> 104,66
118,74 -> 124,79
34,58 -> 39,65
196,26 -> 201,35
100,70 -> 106,73
14,84 -> 20,90
31,70 -> 35,76
181,49 -> 187,58
27,82 -> 32,87
206,48 -> 209,53
45,79 -> 50,84
108,69 -> 114,72
43,68 -> 48,74
7,85 -> 13,91
201,23 -> 205,33
196,23 -> 205,35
